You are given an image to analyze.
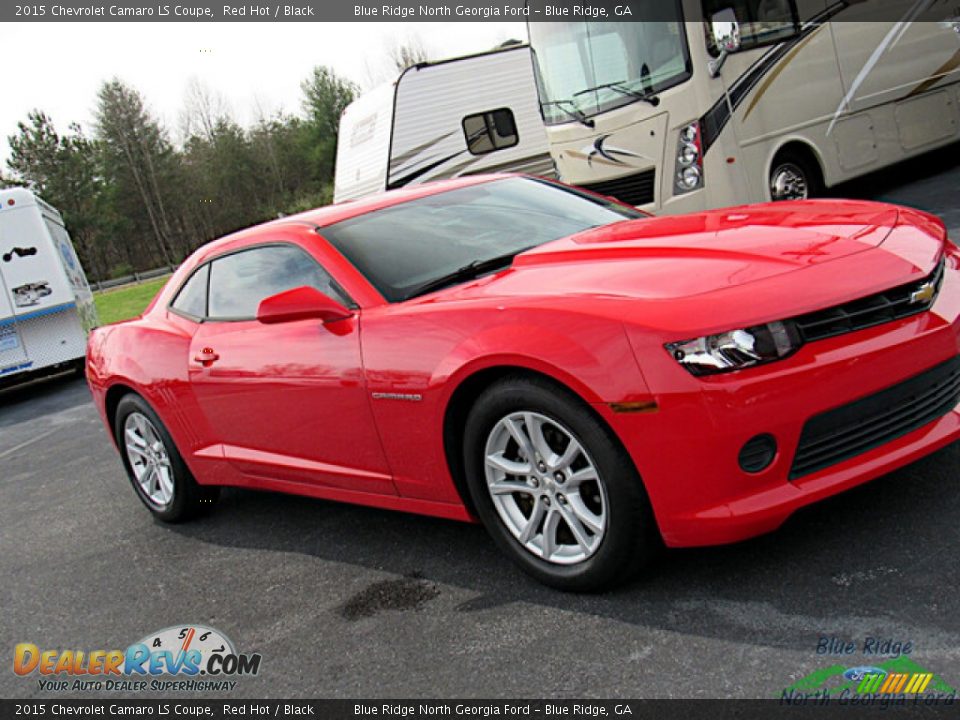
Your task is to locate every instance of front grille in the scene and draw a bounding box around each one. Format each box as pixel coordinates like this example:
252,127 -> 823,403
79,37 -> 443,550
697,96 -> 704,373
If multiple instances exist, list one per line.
790,355 -> 960,479
793,258 -> 945,343
578,168 -> 656,206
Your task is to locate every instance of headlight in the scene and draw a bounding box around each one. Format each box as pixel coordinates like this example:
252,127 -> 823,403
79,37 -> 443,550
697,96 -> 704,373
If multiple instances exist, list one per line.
678,166 -> 701,189
666,321 -> 802,376
678,143 -> 699,167
674,121 -> 704,195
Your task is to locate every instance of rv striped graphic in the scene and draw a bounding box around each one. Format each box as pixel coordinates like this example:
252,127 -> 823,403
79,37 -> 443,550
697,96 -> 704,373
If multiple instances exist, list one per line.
857,672 -> 934,694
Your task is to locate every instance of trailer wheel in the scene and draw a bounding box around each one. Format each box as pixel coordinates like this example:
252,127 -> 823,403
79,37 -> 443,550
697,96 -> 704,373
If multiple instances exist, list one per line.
114,394 -> 219,522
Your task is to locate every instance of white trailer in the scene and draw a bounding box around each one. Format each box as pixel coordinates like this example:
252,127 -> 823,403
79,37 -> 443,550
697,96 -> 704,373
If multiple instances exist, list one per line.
334,44 -> 556,203
0,188 -> 98,384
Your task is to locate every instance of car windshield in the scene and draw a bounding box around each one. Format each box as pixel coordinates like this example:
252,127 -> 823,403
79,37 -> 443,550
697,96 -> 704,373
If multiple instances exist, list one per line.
529,10 -> 691,125
320,177 -> 644,302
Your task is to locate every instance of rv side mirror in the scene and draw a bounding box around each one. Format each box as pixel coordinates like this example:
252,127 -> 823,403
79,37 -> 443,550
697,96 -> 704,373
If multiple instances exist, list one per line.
709,9 -> 741,77
711,9 -> 741,53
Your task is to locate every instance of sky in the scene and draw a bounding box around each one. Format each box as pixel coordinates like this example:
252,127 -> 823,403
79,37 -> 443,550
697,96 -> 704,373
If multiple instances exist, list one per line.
0,21 -> 527,164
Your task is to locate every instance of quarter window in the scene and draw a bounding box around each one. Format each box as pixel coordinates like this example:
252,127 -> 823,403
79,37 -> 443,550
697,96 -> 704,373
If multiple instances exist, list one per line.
170,264 -> 209,319
462,109 -> 518,155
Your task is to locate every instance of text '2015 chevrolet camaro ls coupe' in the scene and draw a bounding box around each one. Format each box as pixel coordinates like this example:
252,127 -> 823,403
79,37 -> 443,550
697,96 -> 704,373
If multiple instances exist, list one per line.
87,175 -> 960,590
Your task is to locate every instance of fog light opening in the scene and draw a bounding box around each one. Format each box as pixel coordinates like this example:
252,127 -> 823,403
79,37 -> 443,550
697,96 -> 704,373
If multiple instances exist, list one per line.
739,434 -> 778,473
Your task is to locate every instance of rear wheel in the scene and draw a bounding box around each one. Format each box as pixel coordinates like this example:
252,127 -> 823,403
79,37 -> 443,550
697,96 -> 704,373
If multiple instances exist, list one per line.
769,149 -> 823,201
463,376 -> 658,591
114,394 -> 219,522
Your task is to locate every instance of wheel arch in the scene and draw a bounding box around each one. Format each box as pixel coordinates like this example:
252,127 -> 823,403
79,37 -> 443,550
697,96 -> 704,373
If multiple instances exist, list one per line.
441,365 -> 640,518
766,138 -> 828,198
104,382 -> 140,446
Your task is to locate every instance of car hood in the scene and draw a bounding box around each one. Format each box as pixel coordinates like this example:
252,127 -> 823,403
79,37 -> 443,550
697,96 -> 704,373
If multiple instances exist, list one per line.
513,201 -> 901,291
441,200 -> 945,336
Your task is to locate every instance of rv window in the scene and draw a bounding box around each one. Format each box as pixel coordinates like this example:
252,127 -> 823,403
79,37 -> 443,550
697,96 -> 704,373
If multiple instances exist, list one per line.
702,0 -> 800,54
462,109 -> 519,156
170,264 -> 209,319
207,244 -> 349,320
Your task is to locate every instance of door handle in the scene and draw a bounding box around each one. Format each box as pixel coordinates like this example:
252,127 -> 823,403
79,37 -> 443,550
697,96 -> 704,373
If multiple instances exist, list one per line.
194,348 -> 220,366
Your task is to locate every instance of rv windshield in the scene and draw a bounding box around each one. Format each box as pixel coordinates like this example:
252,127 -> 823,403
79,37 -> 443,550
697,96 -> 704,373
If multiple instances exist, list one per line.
530,11 -> 691,125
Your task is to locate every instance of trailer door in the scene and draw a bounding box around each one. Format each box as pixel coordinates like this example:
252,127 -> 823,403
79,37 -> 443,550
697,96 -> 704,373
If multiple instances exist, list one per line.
0,271 -> 29,371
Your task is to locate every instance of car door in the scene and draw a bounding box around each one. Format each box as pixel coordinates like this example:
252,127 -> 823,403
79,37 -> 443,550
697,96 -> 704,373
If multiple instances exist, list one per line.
185,241 -> 395,495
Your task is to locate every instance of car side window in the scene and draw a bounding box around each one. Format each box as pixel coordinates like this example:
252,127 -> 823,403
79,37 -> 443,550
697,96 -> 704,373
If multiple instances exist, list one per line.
207,244 -> 349,321
170,264 -> 209,319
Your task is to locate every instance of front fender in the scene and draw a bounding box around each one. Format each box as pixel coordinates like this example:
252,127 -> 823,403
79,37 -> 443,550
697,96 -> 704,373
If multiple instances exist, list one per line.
433,317 -> 651,406
360,303 -> 652,504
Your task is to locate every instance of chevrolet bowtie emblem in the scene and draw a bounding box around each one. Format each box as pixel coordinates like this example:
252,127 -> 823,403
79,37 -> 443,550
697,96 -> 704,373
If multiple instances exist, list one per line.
909,281 -> 936,305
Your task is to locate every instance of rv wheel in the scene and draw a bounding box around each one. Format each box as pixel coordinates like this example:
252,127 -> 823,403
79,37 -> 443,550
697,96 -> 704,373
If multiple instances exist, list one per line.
769,150 -> 823,201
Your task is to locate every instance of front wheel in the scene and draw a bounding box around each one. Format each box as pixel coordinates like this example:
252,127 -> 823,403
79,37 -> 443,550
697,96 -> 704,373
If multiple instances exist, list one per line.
114,394 -> 219,522
463,376 -> 658,591
769,150 -> 823,201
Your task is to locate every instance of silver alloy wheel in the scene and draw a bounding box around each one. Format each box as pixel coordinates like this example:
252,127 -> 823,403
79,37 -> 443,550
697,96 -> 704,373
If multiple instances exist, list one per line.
124,412 -> 175,508
484,411 -> 608,565
770,162 -> 809,201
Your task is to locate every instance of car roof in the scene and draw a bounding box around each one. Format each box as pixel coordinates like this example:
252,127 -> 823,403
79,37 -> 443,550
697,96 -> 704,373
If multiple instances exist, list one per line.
193,173 -> 513,261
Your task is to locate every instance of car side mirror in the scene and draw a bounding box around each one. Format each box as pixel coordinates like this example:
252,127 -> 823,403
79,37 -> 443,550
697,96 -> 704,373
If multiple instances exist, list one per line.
709,9 -> 741,77
256,286 -> 353,325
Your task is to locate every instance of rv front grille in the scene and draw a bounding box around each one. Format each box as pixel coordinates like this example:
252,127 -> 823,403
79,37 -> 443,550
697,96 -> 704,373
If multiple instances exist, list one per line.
790,355 -> 960,479
578,169 -> 656,207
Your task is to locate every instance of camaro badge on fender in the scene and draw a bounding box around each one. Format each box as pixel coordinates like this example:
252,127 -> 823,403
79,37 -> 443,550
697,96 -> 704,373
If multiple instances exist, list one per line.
371,392 -> 423,402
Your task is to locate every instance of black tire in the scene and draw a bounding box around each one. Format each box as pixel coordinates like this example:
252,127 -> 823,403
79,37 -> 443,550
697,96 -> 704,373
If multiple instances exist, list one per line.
769,148 -> 824,201
114,394 -> 219,522
463,375 -> 659,592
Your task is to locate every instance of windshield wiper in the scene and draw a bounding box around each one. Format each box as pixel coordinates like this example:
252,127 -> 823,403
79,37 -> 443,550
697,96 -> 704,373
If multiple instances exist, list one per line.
541,100 -> 595,128
574,81 -> 660,107
404,247 -> 536,301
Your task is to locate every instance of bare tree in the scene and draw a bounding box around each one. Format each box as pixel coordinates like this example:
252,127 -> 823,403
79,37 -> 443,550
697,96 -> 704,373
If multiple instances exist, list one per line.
179,77 -> 231,142
388,35 -> 430,73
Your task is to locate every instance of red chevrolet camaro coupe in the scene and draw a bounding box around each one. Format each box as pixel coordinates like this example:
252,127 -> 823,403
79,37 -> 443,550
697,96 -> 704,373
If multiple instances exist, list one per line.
87,175 -> 960,590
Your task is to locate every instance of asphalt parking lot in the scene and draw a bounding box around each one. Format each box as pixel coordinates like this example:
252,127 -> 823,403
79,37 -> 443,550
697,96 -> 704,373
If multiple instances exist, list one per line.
2,153 -> 960,700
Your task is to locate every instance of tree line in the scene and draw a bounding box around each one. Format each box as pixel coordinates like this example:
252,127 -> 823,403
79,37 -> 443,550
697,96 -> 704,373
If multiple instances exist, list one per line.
2,66 -> 358,282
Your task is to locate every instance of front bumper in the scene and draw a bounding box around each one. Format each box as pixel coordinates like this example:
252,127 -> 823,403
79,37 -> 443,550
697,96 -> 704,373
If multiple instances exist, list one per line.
601,249 -> 960,547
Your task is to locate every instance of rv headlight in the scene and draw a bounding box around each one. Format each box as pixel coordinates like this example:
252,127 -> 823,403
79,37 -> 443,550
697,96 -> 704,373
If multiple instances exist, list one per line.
678,166 -> 701,189
678,143 -> 699,167
674,121 -> 704,195
666,321 -> 802,376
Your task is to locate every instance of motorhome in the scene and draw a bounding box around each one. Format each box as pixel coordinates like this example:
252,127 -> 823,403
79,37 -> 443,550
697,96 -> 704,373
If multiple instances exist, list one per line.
526,1 -> 960,213
334,44 -> 555,202
0,188 -> 98,384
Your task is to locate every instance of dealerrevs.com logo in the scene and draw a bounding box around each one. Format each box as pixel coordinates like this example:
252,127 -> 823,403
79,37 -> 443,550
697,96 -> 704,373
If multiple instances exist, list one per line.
14,625 -> 262,693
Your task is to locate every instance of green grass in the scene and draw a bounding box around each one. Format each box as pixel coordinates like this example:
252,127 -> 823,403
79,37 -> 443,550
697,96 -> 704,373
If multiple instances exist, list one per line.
94,276 -> 169,325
